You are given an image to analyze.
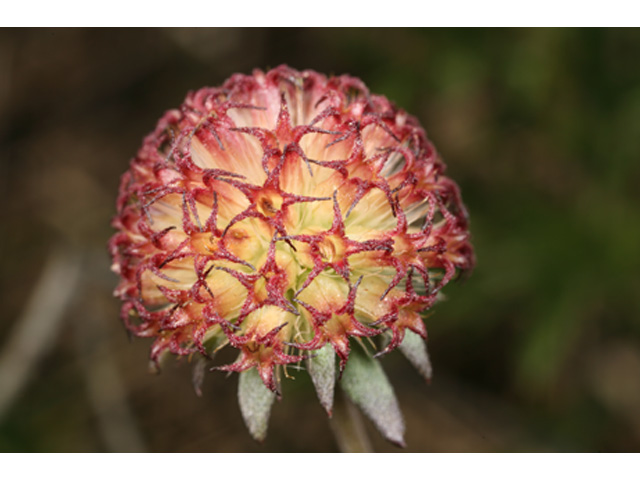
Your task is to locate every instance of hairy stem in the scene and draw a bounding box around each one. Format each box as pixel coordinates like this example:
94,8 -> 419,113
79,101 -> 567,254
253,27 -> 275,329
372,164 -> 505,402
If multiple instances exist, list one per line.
329,389 -> 373,453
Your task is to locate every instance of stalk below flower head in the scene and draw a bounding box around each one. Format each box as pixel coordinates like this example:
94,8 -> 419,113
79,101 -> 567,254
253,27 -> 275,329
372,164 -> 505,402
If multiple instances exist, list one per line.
109,65 -> 474,445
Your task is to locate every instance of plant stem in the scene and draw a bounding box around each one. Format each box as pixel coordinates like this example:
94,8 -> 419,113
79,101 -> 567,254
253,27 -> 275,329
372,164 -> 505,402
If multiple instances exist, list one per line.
329,389 -> 373,453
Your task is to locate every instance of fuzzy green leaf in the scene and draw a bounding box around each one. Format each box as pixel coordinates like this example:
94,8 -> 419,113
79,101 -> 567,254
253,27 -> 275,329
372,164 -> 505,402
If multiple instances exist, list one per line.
341,349 -> 405,447
399,331 -> 433,382
191,356 -> 207,397
238,368 -> 276,442
307,344 -> 336,416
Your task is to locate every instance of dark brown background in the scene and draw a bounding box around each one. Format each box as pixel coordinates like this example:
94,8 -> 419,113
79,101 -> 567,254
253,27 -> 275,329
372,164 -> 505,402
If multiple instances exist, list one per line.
1,28 -> 640,452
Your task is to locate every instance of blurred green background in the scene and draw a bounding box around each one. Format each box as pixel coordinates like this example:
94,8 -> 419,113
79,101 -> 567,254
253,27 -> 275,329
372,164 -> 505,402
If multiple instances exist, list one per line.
1,28 -> 640,452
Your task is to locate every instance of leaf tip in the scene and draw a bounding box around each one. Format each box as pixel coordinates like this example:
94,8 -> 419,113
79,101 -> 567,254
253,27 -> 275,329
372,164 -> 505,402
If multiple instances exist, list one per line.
238,368 -> 276,443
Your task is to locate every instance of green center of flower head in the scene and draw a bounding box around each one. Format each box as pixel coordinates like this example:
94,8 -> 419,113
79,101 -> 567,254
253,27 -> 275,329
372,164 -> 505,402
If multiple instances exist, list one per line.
109,66 -> 474,444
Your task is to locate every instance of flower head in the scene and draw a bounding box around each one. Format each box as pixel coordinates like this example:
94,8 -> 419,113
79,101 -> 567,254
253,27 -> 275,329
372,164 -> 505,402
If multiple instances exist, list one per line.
109,65 -> 474,444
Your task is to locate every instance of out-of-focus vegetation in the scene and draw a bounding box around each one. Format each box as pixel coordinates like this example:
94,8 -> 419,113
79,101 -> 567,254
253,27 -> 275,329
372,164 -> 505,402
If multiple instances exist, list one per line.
1,28 -> 640,452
